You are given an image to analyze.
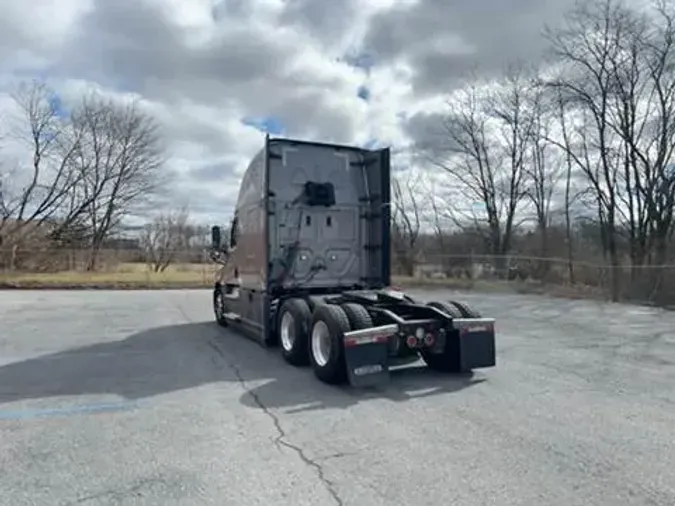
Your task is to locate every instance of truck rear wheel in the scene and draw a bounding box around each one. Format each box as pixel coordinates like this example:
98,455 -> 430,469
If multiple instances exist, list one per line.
339,303 -> 372,330
427,301 -> 463,319
309,304 -> 351,385
213,286 -> 228,327
420,301 -> 463,373
448,300 -> 482,318
278,298 -> 312,366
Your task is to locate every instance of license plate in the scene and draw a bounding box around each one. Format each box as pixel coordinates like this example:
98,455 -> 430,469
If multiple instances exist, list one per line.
353,364 -> 383,376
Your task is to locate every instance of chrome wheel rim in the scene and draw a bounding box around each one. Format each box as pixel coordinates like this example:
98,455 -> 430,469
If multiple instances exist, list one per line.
280,312 -> 295,351
214,292 -> 224,319
311,321 -> 331,367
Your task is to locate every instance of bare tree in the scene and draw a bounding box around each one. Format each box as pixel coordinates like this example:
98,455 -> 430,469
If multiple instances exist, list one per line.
425,69 -> 533,275
525,83 -> 564,278
618,0 -> 675,301
543,0 -> 633,300
65,93 -> 166,270
486,64 -> 537,234
141,207 -> 190,272
426,83 -> 500,249
606,1 -> 675,274
552,86 -> 581,284
391,174 -> 421,276
544,0 -> 675,300
0,166 -> 13,226
0,81 -> 82,241
428,187 -> 449,257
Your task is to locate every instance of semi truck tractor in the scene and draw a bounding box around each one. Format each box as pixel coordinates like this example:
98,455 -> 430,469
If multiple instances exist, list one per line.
209,135 -> 496,387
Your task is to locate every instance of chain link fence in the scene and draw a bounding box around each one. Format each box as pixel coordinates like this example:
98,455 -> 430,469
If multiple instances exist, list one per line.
1,246 -> 674,306
397,253 -> 675,306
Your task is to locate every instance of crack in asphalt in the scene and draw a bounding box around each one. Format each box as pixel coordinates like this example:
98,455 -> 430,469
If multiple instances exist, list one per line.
68,477 -> 169,505
171,298 -> 344,506
207,339 -> 344,506
319,451 -> 360,462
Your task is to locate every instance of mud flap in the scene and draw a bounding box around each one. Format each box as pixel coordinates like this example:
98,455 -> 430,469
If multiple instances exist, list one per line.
452,318 -> 497,370
343,324 -> 398,387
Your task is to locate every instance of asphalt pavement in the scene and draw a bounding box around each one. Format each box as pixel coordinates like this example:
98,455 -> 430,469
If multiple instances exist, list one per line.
1,288 -> 674,506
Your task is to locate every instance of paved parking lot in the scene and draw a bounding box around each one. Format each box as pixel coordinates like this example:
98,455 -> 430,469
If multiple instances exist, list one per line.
1,289 -> 674,505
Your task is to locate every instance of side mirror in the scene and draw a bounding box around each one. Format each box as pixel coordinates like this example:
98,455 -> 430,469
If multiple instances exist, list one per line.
211,226 -> 221,249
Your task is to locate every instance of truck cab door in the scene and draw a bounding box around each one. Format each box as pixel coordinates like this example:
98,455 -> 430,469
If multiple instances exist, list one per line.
226,214 -> 240,282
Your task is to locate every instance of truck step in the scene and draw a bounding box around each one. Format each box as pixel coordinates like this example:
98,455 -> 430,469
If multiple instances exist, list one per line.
223,312 -> 242,322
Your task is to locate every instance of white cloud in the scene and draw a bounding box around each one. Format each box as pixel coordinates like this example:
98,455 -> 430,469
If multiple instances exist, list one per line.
0,0 -> 626,227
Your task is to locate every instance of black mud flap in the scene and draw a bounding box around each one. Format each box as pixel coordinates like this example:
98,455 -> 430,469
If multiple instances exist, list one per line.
343,324 -> 398,387
453,318 -> 497,370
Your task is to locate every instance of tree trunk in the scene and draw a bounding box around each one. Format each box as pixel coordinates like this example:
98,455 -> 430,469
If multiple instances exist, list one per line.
607,231 -> 621,302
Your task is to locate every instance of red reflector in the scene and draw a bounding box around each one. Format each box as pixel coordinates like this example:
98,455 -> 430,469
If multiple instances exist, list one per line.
406,336 -> 417,347
344,334 -> 390,347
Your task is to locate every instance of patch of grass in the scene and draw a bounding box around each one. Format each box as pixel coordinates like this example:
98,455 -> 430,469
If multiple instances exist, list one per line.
0,263 -> 605,302
393,275 -> 607,301
0,262 -> 216,289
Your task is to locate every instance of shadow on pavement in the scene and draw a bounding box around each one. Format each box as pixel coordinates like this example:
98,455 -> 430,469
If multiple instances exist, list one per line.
239,369 -> 484,414
234,350 -> 485,414
0,321 -> 485,411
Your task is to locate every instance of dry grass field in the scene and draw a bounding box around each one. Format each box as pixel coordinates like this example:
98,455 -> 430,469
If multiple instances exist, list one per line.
0,261 -> 607,303
0,261 -> 484,289
0,262 -> 216,289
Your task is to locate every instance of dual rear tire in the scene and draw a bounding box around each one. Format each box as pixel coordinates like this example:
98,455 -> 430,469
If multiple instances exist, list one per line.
278,298 -> 312,366
277,299 -> 372,384
419,300 -> 482,372
276,297 -> 482,380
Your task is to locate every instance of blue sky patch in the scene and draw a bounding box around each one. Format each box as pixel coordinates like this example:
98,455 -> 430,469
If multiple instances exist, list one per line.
48,92 -> 68,119
357,85 -> 370,101
343,51 -> 376,73
241,116 -> 284,135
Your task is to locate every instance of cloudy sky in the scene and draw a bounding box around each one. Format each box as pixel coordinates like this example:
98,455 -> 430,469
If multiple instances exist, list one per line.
0,0 -> 581,225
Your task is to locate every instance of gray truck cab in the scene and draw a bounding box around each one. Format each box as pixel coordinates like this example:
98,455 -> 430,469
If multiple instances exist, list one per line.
210,136 -> 496,386
212,137 -> 390,329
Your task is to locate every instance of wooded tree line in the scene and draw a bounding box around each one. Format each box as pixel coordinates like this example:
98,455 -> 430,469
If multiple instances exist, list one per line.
392,0 -> 675,303
0,80 -> 212,273
0,81 -> 166,270
2,0 -> 675,305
